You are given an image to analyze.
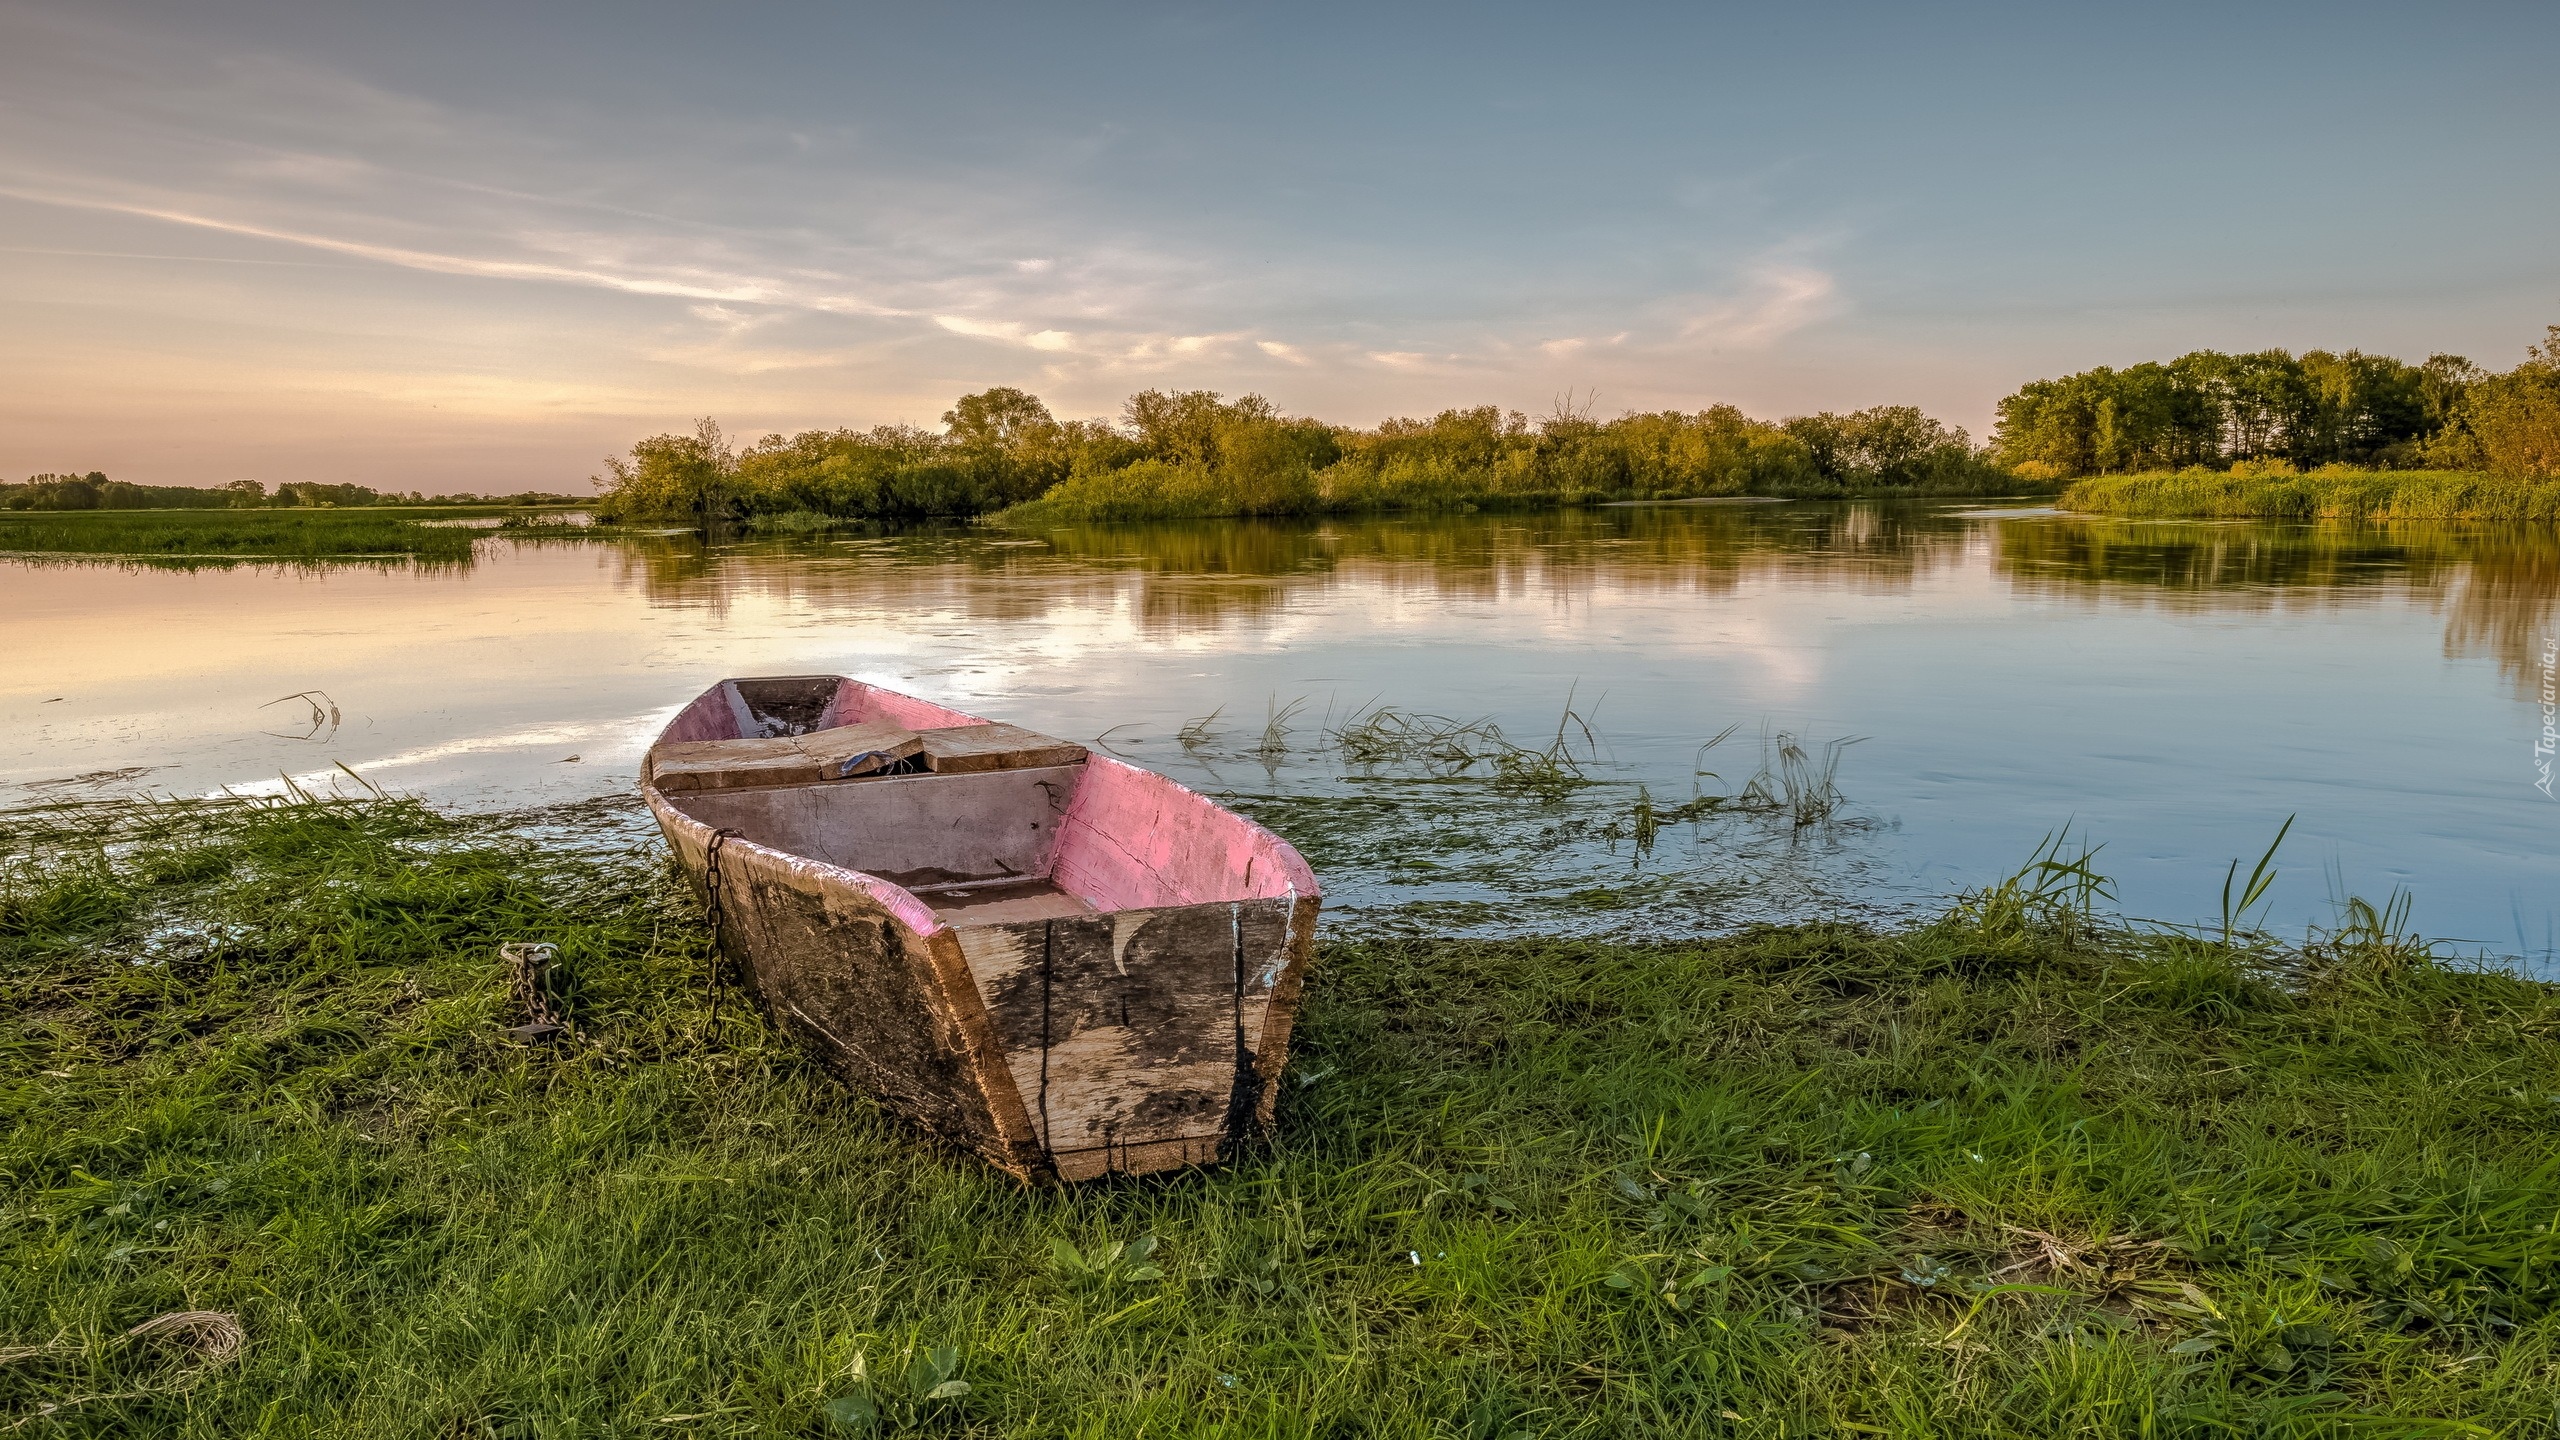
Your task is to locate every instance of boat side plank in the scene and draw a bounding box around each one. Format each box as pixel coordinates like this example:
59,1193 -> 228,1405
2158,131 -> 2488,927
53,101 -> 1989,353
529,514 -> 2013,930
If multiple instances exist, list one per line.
1248,893 -> 1323,1127
657,807 -> 1009,1157
958,898 -> 1294,1172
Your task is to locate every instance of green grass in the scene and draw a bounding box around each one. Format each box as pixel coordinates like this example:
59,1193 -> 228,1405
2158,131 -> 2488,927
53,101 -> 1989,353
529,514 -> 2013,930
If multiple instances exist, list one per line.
8,796 -> 2560,1435
2060,468 -> 2560,521
0,509 -> 485,565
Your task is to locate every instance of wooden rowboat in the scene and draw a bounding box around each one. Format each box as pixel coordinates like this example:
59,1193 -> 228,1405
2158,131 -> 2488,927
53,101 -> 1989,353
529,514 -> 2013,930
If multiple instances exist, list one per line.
641,675 -> 1321,1182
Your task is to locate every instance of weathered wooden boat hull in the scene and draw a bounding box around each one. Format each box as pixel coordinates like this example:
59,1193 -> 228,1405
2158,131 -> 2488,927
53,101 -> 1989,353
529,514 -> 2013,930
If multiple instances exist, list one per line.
642,676 -> 1320,1182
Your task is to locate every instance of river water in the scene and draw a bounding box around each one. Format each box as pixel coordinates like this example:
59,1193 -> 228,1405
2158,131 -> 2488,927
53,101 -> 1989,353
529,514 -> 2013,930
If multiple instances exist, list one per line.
5,501 -> 2554,962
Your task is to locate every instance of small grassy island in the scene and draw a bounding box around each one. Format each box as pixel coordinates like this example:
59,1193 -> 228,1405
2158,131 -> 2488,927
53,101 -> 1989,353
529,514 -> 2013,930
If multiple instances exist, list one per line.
2061,468 -> 2560,522
0,476 -> 598,566
0,509 -> 484,565
8,794 -> 2560,1434
0,507 -> 602,567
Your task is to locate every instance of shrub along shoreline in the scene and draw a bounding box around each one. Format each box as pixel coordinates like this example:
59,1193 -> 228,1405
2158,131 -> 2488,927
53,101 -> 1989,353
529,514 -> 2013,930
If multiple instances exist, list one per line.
7,793 -> 2560,1433
592,391 -> 2033,531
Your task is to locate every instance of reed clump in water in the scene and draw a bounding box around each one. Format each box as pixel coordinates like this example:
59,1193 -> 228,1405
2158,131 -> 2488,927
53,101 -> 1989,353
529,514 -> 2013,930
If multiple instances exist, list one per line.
1326,700 -> 1602,798
1316,707 -> 1857,839
1734,728 -> 1861,828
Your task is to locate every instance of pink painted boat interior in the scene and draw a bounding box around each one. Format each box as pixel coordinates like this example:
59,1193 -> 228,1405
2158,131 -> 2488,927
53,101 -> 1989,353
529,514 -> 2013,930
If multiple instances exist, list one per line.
659,674 -> 985,743
651,677 -> 1317,933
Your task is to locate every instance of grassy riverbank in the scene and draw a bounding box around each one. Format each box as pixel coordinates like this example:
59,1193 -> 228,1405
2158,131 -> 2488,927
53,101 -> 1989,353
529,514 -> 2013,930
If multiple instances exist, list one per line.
8,795 -> 2560,1435
2060,469 -> 2560,521
0,507 -> 598,565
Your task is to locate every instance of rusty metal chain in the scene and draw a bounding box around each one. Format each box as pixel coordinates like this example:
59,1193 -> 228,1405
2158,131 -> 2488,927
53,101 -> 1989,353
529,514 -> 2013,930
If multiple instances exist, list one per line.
702,828 -> 744,1027
500,941 -> 567,1042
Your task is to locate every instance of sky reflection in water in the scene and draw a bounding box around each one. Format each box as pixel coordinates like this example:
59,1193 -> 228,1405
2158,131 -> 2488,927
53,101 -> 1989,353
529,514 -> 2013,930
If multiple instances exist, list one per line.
4,501 -> 2553,964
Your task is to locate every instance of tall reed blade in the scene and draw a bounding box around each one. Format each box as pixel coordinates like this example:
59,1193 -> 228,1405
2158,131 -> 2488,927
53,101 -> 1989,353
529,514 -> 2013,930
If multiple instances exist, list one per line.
2218,814 -> 2295,944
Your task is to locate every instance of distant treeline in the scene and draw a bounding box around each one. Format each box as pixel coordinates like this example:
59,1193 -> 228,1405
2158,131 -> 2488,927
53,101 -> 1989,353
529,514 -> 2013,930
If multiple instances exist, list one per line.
1,474 -> 584,511
1995,326 -> 2560,480
5,473 -> 259,511
593,389 -> 2021,526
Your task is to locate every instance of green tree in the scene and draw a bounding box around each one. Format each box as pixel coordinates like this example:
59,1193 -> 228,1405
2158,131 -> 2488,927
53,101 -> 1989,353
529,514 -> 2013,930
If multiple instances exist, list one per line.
1997,344 -> 2463,477
1113,390 -> 1339,514
734,425 -> 987,520
942,387 -> 1059,451
1123,389 -> 1257,468
594,419 -> 737,522
276,482 -> 381,508
2466,327 -> 2560,481
9,474 -> 102,510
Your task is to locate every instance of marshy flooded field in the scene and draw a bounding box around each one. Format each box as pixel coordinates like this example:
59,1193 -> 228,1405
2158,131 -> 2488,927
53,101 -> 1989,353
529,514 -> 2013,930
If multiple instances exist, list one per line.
4,499 -> 2553,963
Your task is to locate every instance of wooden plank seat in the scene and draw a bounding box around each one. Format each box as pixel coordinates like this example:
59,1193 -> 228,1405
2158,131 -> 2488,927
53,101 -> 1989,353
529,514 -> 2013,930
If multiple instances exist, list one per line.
648,720 -> 925,792
650,719 -> 1088,793
915,723 -> 1089,774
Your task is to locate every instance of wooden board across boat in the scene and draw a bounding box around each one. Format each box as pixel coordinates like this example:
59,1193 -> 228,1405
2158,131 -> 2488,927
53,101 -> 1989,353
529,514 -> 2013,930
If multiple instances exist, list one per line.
641,675 -> 1322,1182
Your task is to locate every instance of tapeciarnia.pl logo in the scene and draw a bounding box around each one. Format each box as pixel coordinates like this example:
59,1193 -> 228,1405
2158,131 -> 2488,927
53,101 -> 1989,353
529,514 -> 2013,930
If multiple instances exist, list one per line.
2538,634 -> 2557,799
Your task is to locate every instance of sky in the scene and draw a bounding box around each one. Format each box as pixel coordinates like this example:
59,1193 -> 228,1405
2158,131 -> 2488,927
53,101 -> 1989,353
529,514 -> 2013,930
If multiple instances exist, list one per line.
2,0 -> 2555,494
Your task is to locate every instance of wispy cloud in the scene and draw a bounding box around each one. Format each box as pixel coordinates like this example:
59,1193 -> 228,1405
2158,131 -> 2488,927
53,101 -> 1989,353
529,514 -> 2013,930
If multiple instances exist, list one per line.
0,4 -> 1902,485
0,184 -> 795,304
1674,260 -> 1841,347
934,315 -> 1075,350
3,10 -> 1867,377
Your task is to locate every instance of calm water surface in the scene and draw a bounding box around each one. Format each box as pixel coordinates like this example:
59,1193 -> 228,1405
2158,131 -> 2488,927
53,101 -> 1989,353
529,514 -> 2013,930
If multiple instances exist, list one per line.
5,501 -> 2554,960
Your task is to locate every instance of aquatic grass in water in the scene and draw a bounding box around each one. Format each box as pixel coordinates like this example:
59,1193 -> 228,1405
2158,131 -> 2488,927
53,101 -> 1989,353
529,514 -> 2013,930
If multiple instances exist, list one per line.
1323,699 -> 1602,797
2060,468 -> 2560,521
1157,696 -> 1877,927
494,509 -> 611,533
1950,827 -> 2114,942
8,796 -> 2560,1433
1255,696 -> 1305,765
1175,705 -> 1224,754
1734,728 -> 1862,828
0,509 -> 481,565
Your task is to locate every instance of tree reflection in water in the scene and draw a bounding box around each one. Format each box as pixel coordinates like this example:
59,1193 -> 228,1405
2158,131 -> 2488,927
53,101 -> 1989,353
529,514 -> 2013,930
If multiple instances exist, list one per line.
610,502 -> 2560,697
